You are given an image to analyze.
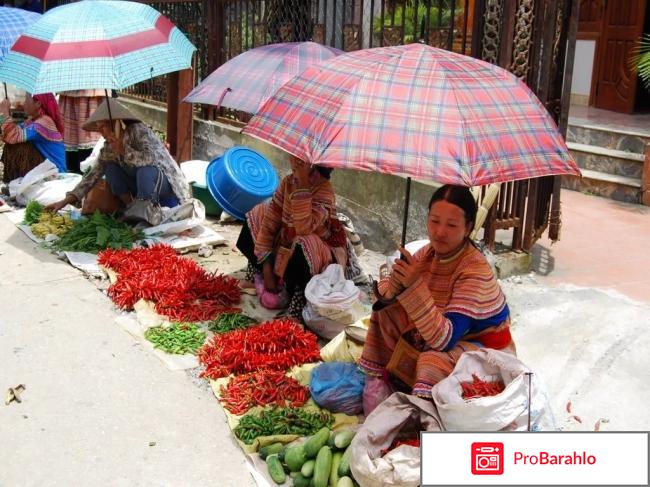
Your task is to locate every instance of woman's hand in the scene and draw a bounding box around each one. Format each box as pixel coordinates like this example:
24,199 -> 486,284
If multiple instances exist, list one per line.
262,260 -> 281,293
391,247 -> 420,289
46,194 -> 77,213
0,99 -> 11,118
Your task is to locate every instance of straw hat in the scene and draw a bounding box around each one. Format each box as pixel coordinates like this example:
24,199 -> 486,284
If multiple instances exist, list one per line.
82,98 -> 141,132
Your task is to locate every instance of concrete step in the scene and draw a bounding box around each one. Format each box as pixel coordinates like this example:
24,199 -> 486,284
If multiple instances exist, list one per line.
567,141 -> 645,179
567,120 -> 650,154
562,169 -> 641,204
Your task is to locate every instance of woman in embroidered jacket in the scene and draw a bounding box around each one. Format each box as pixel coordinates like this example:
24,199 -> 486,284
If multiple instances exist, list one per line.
236,156 -> 347,318
360,185 -> 514,402
0,94 -> 66,182
47,98 -> 190,213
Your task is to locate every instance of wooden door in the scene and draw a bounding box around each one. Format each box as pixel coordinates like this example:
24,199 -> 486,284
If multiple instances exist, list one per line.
594,0 -> 647,113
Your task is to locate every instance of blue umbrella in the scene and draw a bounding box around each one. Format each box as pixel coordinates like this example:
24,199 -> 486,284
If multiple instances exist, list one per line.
0,6 -> 41,97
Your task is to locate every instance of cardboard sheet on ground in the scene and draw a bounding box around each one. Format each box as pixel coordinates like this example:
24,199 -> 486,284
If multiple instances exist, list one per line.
63,251 -> 104,277
142,224 -> 225,251
209,362 -> 360,454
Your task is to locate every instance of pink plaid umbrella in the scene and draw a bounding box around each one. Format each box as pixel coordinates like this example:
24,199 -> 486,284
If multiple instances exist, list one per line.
243,43 -> 580,187
184,41 -> 342,113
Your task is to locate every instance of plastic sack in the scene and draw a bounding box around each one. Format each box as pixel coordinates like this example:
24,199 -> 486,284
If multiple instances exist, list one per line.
305,264 -> 365,324
143,199 -> 206,237
79,137 -> 105,174
302,302 -> 348,340
431,348 -> 556,431
363,375 -> 396,417
309,362 -> 365,415
350,392 -> 444,487
8,160 -> 58,199
14,167 -> 82,206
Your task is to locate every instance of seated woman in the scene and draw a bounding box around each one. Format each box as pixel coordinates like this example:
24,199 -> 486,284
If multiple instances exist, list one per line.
236,155 -> 347,319
360,185 -> 514,403
47,98 -> 190,215
0,94 -> 66,183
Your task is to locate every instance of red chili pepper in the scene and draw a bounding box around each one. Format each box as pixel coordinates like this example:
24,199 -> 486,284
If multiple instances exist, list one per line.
460,374 -> 505,399
99,245 -> 241,321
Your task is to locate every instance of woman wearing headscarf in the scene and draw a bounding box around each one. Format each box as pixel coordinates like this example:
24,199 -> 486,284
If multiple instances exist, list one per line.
0,93 -> 66,182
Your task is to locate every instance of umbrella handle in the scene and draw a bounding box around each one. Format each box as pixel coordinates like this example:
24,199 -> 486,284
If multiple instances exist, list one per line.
3,83 -> 7,100
215,87 -> 232,111
401,177 -> 412,248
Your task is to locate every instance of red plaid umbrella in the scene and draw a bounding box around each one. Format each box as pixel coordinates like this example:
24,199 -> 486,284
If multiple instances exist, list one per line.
184,41 -> 342,113
244,43 -> 580,186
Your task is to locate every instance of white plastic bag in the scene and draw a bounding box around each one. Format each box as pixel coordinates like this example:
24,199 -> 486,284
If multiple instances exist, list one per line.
304,264 -> 365,324
11,161 -> 82,206
431,348 -> 556,431
302,302 -> 348,340
144,199 -> 206,236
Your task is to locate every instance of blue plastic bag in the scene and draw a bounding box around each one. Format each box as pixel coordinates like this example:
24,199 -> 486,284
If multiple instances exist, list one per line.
310,362 -> 366,415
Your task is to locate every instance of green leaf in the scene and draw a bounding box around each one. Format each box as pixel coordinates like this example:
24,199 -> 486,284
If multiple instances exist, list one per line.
96,226 -> 110,246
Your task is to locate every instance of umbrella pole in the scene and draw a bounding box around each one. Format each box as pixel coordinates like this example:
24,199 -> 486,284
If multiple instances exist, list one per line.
104,89 -> 114,127
3,83 -> 7,100
401,177 -> 411,248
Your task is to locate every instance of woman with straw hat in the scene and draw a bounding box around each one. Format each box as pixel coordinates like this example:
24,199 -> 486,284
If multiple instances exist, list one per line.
47,98 -> 190,216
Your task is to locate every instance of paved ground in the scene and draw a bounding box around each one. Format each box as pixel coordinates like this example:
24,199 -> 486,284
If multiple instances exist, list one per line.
0,215 -> 255,487
531,189 -> 650,304
1,187 -> 649,486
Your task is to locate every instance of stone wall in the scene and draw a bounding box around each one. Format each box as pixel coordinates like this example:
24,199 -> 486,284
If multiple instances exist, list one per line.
119,97 -> 438,254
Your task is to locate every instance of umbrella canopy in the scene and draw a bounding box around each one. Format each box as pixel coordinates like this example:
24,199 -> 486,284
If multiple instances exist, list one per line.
184,41 -> 342,114
244,43 -> 580,187
0,0 -> 195,94
0,6 -> 40,62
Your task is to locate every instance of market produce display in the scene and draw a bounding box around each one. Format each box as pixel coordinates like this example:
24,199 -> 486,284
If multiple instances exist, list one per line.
264,427 -> 358,486
198,319 -> 321,379
51,211 -> 143,252
219,370 -> 310,415
208,312 -> 255,334
460,374 -> 506,399
233,408 -> 333,445
30,211 -> 73,238
144,322 -> 206,355
22,201 -> 44,225
99,245 -> 241,322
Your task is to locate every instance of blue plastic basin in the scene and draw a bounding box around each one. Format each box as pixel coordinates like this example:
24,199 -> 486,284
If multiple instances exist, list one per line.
206,146 -> 279,221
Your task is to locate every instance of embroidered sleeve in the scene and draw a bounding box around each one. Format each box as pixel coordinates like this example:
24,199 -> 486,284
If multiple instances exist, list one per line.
253,177 -> 287,263
290,181 -> 334,236
1,119 -> 30,144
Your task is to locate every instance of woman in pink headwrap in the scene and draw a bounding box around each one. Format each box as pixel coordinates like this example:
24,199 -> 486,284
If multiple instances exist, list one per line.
0,93 -> 66,182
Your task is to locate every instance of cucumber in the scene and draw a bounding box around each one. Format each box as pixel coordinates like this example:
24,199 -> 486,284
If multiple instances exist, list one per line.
333,430 -> 355,450
293,473 -> 311,487
301,459 -> 316,478
337,445 -> 352,477
290,471 -> 300,479
329,451 -> 343,487
304,427 -> 331,458
266,454 -> 286,485
285,444 -> 308,472
260,442 -> 285,460
337,477 -> 354,487
328,432 -> 337,448
313,446 -> 332,487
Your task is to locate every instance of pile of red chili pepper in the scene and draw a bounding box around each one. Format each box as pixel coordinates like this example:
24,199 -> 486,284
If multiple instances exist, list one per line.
98,245 -> 241,322
198,318 -> 321,379
219,370 -> 310,415
380,438 -> 421,456
460,374 -> 506,399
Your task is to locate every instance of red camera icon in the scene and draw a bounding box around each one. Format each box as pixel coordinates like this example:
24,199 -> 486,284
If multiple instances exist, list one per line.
471,442 -> 504,475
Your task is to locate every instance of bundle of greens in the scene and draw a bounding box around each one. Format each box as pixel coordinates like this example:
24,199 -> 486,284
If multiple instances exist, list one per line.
22,201 -> 44,225
207,312 -> 256,334
50,211 -> 143,253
